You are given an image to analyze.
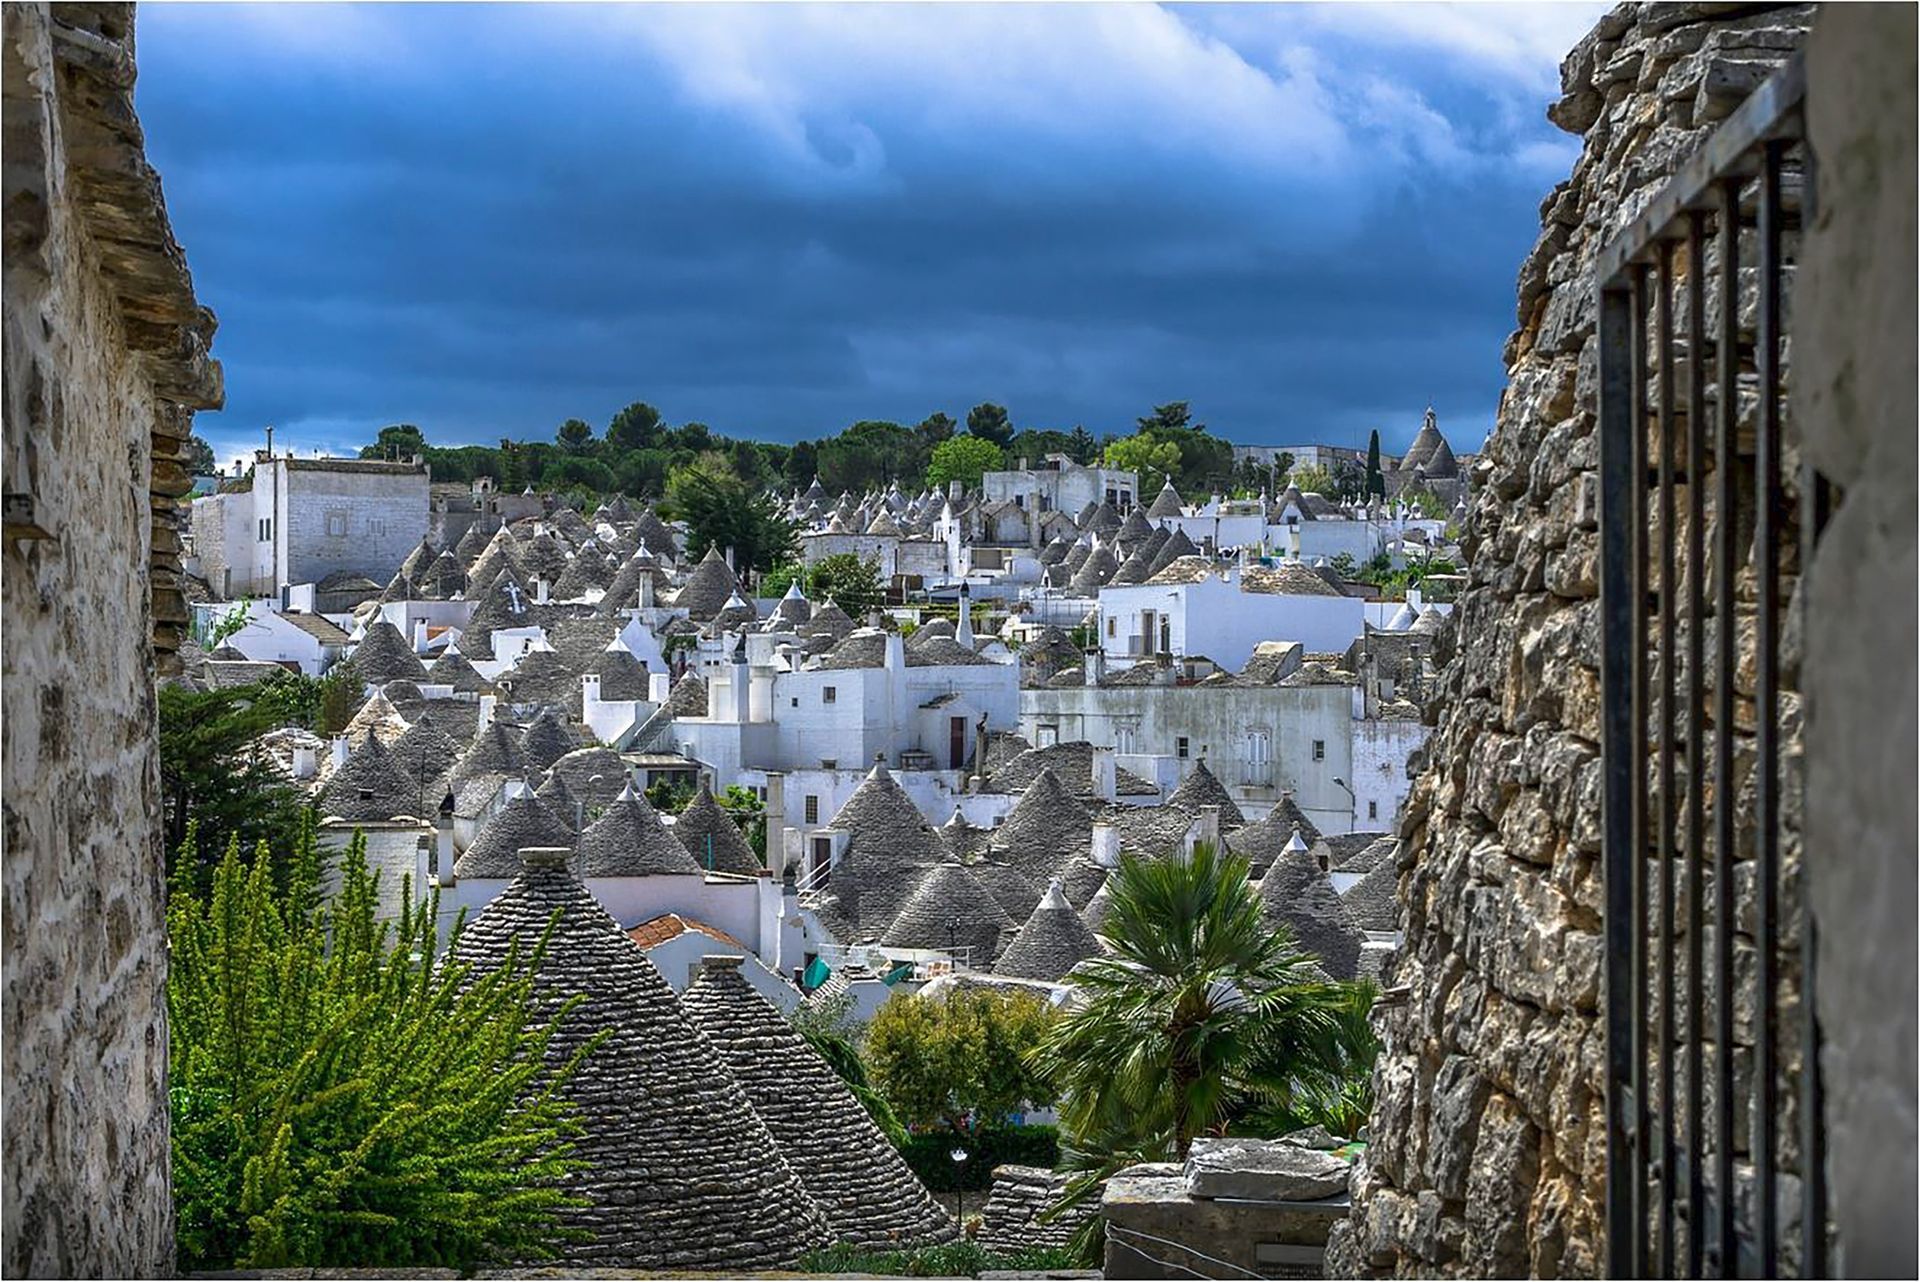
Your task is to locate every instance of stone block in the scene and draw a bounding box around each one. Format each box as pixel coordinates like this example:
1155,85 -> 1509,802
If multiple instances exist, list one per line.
1183,1138 -> 1352,1203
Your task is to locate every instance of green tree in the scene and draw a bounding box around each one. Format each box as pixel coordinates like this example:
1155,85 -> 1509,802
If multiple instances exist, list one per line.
1032,841 -> 1375,1161
168,821 -> 594,1271
965,402 -> 1014,447
158,683 -> 313,890
865,988 -> 1057,1137
925,435 -> 1005,492
187,434 -> 218,475
1103,435 -> 1182,497
784,439 -> 820,488
1365,430 -> 1386,500
1067,425 -> 1098,465
817,421 -> 920,493
1289,464 -> 1334,496
607,401 -> 665,451
664,454 -> 796,574
556,418 -> 595,454
914,411 -> 957,449
719,784 -> 767,860
806,553 -> 886,620
1135,401 -> 1200,436
360,424 -> 427,461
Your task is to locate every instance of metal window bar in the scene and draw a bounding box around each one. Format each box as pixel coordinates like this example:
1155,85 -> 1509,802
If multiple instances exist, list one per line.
1595,53 -> 1829,1280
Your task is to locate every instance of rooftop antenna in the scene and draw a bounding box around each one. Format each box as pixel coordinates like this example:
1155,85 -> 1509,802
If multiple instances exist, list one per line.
264,423 -> 274,456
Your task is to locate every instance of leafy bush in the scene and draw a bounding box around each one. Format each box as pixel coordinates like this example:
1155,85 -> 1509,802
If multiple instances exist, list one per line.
158,683 -> 312,894
864,988 -> 1057,1136
168,819 -> 594,1271
799,1240 -> 1078,1277
899,1125 -> 1060,1192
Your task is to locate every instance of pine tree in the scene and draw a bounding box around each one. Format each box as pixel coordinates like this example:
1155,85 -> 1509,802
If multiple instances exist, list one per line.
167,816 -> 600,1271
1366,429 -> 1386,500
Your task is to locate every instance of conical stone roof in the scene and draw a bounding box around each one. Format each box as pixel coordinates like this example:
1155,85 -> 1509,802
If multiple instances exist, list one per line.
1084,500 -> 1122,535
417,549 -> 468,600
351,619 -> 428,684
970,859 -> 1043,924
1257,843 -> 1363,980
450,720 -> 527,794
387,717 -> 462,806
1116,505 -> 1155,547
460,573 -> 538,659
1145,479 -> 1185,520
680,956 -> 958,1250
425,645 -> 490,694
824,762 -> 948,937
672,780 -> 761,876
453,792 -> 575,879
535,770 -> 584,831
634,508 -> 677,557
674,547 -> 742,622
452,521 -> 492,568
315,733 -> 421,822
466,527 -> 524,594
518,708 -> 577,774
1166,760 -> 1246,830
1339,858 -> 1400,933
1068,542 -> 1118,594
989,767 -> 1093,881
547,746 -> 633,813
446,854 -> 832,1267
577,787 -> 701,877
1145,527 -> 1199,579
663,671 -> 708,717
1228,808 -> 1321,880
995,879 -> 1104,982
878,860 -> 1014,966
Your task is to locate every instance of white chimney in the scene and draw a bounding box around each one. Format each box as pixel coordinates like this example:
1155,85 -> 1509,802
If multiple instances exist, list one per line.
1195,804 -> 1222,851
649,671 -> 671,702
1091,745 -> 1117,801
292,743 -> 318,780
478,694 -> 496,732
1091,821 -> 1120,869
724,545 -> 736,571
329,734 -> 349,771
764,772 -> 788,880
433,804 -> 456,884
412,619 -> 429,653
534,578 -> 550,605
884,631 -> 905,670
956,584 -> 974,647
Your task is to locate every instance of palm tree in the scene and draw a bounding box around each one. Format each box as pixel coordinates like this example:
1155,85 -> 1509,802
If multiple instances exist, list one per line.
1033,841 -> 1375,1161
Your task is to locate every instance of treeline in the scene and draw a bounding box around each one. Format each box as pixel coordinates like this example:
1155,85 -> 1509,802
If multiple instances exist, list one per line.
355,399 -> 1270,504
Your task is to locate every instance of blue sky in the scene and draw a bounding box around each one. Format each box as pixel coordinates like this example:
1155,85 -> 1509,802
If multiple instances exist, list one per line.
134,2 -> 1604,470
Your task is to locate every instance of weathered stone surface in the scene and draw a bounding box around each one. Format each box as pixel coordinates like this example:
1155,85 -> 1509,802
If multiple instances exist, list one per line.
4,3 -> 221,1275
1183,1138 -> 1352,1202
1326,5 -> 1813,1277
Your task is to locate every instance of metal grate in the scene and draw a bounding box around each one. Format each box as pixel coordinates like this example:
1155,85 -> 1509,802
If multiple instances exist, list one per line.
1595,53 -> 1830,1279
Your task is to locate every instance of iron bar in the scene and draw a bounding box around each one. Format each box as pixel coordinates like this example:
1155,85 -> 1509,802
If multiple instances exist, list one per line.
1753,137 -> 1785,1280
1800,466 -> 1833,1279
1598,278 -> 1640,1281
1712,175 -> 1741,1277
1685,206 -> 1710,1280
1628,261 -> 1653,1280
1655,238 -> 1679,1279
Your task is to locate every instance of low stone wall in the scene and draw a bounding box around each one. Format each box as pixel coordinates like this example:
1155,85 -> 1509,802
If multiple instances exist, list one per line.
979,1164 -> 1095,1255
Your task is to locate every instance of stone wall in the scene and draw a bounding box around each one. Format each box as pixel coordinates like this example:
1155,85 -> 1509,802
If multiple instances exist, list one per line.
978,1164 -> 1097,1255
1326,4 -> 1811,1276
2,3 -> 221,1275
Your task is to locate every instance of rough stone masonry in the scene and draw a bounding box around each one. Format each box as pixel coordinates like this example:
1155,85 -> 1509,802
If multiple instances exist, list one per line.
1326,4 -> 1812,1276
3,3 -> 222,1275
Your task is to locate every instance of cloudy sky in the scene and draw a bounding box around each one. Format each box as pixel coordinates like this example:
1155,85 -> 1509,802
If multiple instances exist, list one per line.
135,2 -> 1604,469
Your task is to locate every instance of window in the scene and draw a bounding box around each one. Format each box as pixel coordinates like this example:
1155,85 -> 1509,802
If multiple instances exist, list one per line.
1313,739 -> 1326,761
1116,724 -> 1136,754
257,517 -> 273,543
823,686 -> 837,704
1177,737 -> 1190,760
1368,800 -> 1379,820
804,795 -> 819,825
791,696 -> 798,707
1106,616 -> 1116,638
820,758 -> 837,770
1036,724 -> 1059,748
367,518 -> 387,536
1243,730 -> 1272,786
324,510 -> 348,538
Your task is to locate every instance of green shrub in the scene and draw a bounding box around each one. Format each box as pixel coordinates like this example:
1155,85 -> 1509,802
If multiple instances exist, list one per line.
899,1125 -> 1060,1192
168,818 -> 595,1271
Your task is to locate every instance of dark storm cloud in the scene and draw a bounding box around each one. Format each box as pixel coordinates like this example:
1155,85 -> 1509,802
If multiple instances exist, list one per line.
132,2 -> 1601,468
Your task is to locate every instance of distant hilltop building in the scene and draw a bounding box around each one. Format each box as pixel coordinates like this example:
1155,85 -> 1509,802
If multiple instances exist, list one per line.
191,451 -> 430,599
1232,407 -> 1476,508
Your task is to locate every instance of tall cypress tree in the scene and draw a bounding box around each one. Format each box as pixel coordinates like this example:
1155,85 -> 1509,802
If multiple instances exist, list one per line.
1365,429 -> 1386,500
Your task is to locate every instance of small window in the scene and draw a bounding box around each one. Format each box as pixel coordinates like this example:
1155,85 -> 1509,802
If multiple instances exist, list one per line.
1177,737 -> 1190,760
804,795 -> 819,825
791,696 -> 798,707
1368,800 -> 1379,820
823,686 -> 837,704
367,518 -> 387,536
324,510 -> 348,538
1116,724 -> 1136,754
1106,616 -> 1116,638
257,518 -> 273,543
1313,740 -> 1326,761
820,758 -> 837,770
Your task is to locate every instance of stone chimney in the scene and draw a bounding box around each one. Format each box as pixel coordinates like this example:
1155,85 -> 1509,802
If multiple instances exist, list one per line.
1091,821 -> 1120,869
478,693 -> 496,732
329,734 -> 349,771
1091,745 -> 1117,801
1194,804 -> 1222,851
533,577 -> 550,605
433,798 -> 456,883
292,743 -> 318,780
638,572 -> 655,609
764,772 -> 788,880
412,619 -> 429,653
649,671 -> 671,703
884,630 -> 906,671
1084,646 -> 1106,687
